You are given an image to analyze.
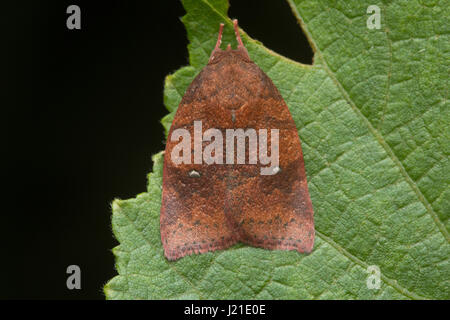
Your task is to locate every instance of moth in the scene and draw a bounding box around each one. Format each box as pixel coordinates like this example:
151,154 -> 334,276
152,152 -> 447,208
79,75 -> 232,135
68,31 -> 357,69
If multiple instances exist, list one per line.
160,20 -> 314,260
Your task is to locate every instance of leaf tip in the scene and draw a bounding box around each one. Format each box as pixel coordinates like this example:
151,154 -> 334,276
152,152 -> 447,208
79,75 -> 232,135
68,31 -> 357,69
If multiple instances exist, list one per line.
111,199 -> 123,214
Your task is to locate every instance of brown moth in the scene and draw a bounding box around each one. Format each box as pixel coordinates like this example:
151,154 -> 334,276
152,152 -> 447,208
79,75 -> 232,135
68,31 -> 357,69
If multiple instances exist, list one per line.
160,20 -> 314,261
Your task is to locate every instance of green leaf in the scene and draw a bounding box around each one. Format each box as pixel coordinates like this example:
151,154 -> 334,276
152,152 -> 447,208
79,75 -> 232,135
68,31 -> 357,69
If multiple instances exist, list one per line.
104,0 -> 449,299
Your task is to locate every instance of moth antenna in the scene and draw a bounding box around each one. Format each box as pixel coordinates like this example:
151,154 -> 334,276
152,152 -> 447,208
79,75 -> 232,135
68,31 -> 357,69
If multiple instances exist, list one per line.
232,19 -> 250,59
214,23 -> 224,50
209,23 -> 224,63
232,19 -> 244,47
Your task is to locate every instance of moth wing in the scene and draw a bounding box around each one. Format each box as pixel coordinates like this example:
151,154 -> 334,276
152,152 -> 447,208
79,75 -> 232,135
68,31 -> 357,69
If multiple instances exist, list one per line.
160,70 -> 238,261
227,69 -> 315,253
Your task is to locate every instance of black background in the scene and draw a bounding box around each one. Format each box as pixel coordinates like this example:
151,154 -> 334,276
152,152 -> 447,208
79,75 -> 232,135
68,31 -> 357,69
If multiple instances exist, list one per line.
5,0 -> 312,299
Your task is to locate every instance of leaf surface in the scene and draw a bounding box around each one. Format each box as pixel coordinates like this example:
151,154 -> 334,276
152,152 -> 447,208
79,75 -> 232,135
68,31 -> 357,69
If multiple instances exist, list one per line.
105,0 -> 449,299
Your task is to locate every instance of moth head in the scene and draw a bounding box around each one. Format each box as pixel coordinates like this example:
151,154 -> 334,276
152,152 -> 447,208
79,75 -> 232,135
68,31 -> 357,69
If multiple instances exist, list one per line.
208,20 -> 251,65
